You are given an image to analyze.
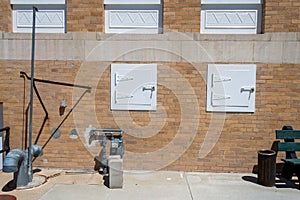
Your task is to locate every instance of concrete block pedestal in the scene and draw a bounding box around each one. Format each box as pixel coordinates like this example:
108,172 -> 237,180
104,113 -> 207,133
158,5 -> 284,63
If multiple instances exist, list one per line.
108,155 -> 123,189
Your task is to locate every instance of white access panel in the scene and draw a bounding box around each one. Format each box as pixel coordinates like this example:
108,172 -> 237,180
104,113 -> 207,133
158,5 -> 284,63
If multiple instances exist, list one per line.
200,4 -> 262,34
12,5 -> 66,33
111,64 -> 157,110
105,5 -> 162,34
206,64 -> 256,112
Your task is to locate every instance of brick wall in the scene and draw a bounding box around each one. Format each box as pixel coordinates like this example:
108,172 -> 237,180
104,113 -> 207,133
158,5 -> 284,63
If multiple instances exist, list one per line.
264,0 -> 300,32
67,0 -> 202,33
67,0 -> 104,32
163,0 -> 201,32
0,0 -> 12,32
162,0 -> 300,33
1,60 -> 300,172
0,60 -> 94,169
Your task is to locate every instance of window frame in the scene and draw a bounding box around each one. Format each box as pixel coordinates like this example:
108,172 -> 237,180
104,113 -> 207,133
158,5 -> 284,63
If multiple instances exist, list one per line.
104,0 -> 162,34
200,0 -> 263,34
11,0 -> 66,33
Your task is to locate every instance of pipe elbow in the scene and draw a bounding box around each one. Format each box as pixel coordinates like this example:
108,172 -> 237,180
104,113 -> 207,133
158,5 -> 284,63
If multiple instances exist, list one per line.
3,149 -> 25,173
31,145 -> 43,157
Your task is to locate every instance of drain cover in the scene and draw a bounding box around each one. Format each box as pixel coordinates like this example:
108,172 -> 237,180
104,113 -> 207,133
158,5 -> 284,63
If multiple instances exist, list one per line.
0,194 -> 17,200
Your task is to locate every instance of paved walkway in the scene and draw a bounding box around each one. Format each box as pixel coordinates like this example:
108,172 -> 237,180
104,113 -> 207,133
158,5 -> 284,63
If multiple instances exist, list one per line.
0,169 -> 299,200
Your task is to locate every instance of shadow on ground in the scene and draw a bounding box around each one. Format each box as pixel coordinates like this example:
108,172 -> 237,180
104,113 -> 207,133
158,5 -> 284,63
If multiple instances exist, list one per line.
2,180 -> 16,192
2,168 -> 43,192
242,175 -> 299,189
103,175 -> 109,188
242,163 -> 299,190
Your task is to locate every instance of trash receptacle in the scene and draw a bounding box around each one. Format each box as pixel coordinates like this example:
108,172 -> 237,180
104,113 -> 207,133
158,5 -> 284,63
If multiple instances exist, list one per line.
257,149 -> 276,187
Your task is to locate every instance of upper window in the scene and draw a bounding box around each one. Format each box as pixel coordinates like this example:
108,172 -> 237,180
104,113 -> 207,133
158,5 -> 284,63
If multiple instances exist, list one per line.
201,0 -> 263,34
11,0 -> 66,33
104,0 -> 162,34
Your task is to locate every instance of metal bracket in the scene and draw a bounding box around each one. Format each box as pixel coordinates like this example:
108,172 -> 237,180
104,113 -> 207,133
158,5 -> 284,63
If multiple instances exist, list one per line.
241,86 -> 255,100
142,86 -> 155,99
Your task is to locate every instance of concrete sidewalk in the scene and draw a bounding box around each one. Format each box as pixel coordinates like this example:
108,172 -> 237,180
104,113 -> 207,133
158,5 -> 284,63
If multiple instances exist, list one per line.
0,169 -> 299,200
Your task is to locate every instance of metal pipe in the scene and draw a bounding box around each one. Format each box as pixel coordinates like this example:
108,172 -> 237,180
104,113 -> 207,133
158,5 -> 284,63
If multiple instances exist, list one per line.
20,72 -> 92,147
24,103 -> 30,149
33,82 -> 48,145
3,145 -> 43,188
20,74 -> 26,150
19,70 -> 92,152
20,71 -> 92,90
28,6 -> 38,182
3,149 -> 25,173
31,89 -> 90,163
40,89 -> 90,150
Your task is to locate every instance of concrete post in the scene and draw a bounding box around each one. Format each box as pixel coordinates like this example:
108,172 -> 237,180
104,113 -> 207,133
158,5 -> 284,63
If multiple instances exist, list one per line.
108,155 -> 123,189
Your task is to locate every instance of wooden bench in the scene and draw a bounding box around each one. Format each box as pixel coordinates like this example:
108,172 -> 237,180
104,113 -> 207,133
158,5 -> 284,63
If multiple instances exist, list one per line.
276,129 -> 300,188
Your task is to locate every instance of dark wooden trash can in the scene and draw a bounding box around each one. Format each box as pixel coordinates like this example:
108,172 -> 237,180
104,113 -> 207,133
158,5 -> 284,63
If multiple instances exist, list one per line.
257,149 -> 276,187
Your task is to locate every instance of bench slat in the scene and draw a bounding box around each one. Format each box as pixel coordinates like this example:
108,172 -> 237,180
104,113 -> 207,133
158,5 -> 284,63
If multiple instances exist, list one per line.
281,158 -> 300,166
278,142 -> 300,151
276,130 -> 300,139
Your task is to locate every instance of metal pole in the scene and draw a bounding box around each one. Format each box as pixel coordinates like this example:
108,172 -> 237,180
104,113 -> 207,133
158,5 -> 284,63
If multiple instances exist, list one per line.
28,6 -> 38,182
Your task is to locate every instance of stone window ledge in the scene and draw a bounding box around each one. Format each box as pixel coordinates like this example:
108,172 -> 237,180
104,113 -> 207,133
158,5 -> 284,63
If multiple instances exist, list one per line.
1,32 -> 299,42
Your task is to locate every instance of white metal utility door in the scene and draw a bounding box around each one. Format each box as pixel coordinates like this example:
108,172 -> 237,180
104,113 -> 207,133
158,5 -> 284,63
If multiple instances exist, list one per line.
207,64 -> 256,112
111,64 -> 157,110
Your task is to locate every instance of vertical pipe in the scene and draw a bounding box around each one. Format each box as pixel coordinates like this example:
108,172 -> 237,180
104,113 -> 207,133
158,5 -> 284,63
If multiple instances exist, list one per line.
21,75 -> 26,150
28,6 -> 38,182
